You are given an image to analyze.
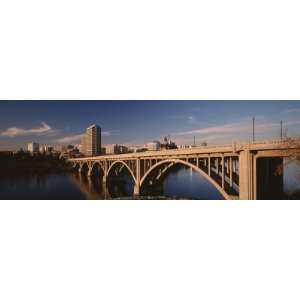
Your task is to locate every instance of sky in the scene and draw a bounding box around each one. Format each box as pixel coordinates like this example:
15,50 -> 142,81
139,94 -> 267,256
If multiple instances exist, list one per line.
0,100 -> 300,150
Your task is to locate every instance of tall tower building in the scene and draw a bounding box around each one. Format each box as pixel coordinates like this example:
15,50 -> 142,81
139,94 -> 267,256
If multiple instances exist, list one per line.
82,124 -> 101,157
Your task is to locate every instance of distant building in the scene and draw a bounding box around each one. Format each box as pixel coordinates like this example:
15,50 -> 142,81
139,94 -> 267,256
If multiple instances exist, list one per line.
39,144 -> 53,153
129,146 -> 147,153
105,144 -> 117,155
28,142 -> 39,154
146,141 -> 161,151
161,136 -> 177,150
54,145 -> 63,153
60,147 -> 83,159
105,144 -> 128,155
81,124 -> 101,157
78,144 -> 83,153
118,145 -> 128,154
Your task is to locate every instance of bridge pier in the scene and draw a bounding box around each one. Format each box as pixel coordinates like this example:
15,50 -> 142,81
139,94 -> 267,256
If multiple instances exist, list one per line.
229,157 -> 233,187
221,155 -> 225,188
102,174 -> 107,184
239,150 -> 255,200
133,184 -> 140,197
101,176 -> 109,199
134,159 -> 141,197
78,166 -> 84,174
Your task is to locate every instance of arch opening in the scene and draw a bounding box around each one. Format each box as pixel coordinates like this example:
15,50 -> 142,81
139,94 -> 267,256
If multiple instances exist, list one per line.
141,159 -> 230,200
90,162 -> 105,180
80,163 -> 89,176
107,161 -> 136,198
73,163 -> 80,171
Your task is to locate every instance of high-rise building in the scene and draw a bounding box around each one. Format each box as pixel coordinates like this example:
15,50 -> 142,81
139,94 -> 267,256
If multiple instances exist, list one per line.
82,124 -> 101,156
28,142 -> 39,154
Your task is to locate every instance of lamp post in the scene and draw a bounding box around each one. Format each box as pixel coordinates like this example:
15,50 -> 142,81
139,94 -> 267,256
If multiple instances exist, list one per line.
252,117 -> 255,142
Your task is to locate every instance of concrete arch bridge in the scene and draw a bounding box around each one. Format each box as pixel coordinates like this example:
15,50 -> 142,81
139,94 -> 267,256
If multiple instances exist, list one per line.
69,139 -> 300,200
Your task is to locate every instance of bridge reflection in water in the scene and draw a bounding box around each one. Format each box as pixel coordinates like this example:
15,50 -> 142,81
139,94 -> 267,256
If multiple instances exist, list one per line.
70,166 -> 226,199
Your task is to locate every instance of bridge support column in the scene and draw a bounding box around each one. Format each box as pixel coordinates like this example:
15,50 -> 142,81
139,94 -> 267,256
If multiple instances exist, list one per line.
239,150 -> 255,200
134,159 -> 141,197
102,174 -> 107,184
100,175 -> 109,199
222,155 -> 225,188
208,156 -> 211,176
229,157 -> 233,187
134,184 -> 140,197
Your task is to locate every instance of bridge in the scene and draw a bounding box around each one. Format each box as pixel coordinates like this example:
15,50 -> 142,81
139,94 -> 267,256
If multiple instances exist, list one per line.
69,139 -> 300,200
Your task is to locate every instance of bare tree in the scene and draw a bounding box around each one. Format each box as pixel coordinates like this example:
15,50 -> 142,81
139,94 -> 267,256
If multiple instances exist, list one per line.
282,137 -> 300,198
283,137 -> 300,166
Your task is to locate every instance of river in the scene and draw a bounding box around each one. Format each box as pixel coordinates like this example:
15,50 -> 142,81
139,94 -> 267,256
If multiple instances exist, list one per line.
0,160 -> 299,199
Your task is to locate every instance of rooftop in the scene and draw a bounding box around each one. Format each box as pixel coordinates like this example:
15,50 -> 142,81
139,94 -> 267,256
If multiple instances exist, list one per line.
86,124 -> 101,130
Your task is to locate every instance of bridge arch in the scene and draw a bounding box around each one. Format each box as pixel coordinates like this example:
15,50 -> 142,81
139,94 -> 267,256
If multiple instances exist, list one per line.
90,162 -> 105,177
156,162 -> 175,181
80,162 -> 90,175
140,159 -> 231,200
107,160 -> 137,184
73,162 -> 80,171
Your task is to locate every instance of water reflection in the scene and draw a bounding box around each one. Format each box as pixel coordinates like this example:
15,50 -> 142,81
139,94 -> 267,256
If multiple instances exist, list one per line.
71,173 -> 110,199
141,167 -> 224,199
0,161 -> 299,199
72,167 -> 225,199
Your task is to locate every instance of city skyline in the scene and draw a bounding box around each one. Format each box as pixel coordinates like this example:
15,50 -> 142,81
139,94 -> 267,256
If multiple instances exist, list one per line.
0,100 -> 300,151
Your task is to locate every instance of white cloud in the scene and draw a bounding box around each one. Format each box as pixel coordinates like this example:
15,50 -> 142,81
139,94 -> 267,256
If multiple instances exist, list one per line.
283,108 -> 300,114
0,122 -> 53,137
174,122 -> 248,136
173,117 -> 286,138
285,120 -> 300,126
187,116 -> 197,124
102,130 -> 118,136
56,134 -> 84,144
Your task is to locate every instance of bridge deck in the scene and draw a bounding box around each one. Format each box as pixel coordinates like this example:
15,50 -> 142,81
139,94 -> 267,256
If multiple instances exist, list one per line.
70,139 -> 299,162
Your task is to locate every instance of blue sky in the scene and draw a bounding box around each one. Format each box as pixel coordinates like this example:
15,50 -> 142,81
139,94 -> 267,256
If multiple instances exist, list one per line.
0,100 -> 300,150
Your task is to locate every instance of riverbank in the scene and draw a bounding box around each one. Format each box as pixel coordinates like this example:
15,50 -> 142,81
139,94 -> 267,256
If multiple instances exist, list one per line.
0,151 -> 73,175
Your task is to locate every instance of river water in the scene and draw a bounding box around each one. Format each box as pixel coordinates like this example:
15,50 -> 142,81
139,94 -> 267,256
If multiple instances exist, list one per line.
0,161 -> 300,199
